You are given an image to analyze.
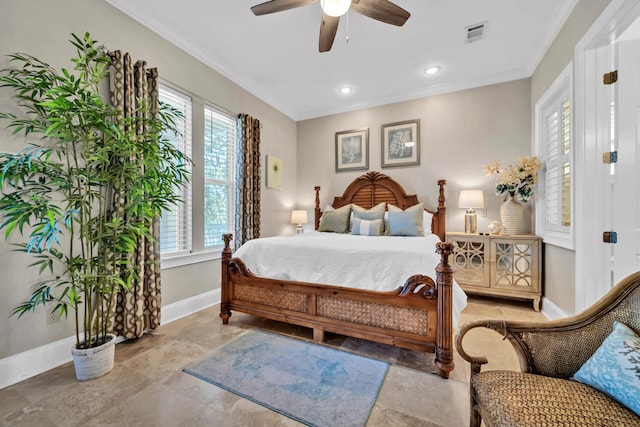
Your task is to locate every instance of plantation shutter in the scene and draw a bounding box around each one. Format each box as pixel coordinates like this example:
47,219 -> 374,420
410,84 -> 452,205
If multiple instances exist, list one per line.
159,86 -> 193,255
544,99 -> 571,231
204,105 -> 236,248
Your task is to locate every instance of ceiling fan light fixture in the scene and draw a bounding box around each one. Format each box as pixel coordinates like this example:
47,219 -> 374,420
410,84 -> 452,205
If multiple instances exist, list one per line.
338,86 -> 352,94
320,0 -> 352,17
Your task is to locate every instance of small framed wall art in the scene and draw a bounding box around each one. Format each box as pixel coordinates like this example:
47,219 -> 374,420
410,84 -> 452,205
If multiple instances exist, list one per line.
266,155 -> 282,189
381,119 -> 420,168
335,128 -> 369,172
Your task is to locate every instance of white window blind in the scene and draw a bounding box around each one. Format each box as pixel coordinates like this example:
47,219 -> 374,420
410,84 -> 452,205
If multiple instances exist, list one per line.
535,62 -> 573,249
204,105 -> 236,248
159,85 -> 193,256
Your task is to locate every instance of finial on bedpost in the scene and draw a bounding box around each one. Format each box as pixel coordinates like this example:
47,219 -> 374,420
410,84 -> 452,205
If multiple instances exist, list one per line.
436,180 -> 447,241
314,186 -> 321,230
220,233 -> 233,324
435,241 -> 454,378
437,180 -> 446,210
222,234 -> 233,259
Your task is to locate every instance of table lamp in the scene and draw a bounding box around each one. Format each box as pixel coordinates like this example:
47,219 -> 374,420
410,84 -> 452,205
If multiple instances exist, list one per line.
458,190 -> 484,234
290,210 -> 308,234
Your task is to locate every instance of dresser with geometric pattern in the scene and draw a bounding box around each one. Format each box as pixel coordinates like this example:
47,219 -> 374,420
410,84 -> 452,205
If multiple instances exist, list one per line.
446,233 -> 543,311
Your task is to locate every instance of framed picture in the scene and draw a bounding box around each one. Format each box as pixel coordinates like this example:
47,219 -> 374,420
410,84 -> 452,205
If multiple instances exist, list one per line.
265,155 -> 282,189
335,128 -> 369,172
381,119 -> 420,168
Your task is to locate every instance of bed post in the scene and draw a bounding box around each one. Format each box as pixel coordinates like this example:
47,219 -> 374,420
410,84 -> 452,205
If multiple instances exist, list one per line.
435,241 -> 455,378
436,179 -> 447,241
220,233 -> 233,324
314,186 -> 321,230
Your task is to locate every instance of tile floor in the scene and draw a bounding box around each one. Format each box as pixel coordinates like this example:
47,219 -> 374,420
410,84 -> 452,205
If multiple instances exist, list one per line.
0,296 -> 547,427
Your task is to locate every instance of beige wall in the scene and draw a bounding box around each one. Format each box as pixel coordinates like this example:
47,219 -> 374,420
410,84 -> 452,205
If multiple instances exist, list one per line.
530,0 -> 611,314
0,0 -> 297,358
296,79 -> 532,236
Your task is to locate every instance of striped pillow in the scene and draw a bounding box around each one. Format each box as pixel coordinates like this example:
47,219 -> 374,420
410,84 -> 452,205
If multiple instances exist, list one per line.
351,218 -> 383,236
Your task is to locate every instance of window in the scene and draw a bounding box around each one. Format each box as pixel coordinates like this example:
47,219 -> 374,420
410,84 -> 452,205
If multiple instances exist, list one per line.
158,85 -> 193,256
535,62 -> 573,249
204,105 -> 236,248
157,83 -> 237,267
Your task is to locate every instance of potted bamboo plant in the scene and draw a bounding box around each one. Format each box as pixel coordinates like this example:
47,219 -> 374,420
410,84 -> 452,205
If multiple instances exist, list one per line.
0,33 -> 189,379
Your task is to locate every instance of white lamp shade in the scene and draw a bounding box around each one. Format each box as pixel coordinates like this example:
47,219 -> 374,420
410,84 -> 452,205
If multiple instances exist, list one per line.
290,210 -> 309,225
458,190 -> 485,209
320,0 -> 352,17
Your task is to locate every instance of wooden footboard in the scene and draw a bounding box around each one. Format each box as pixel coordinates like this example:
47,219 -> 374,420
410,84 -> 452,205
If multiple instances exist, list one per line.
220,234 -> 455,378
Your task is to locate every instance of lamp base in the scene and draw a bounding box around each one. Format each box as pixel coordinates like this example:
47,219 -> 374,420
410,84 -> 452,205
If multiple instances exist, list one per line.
464,212 -> 477,234
296,225 -> 304,234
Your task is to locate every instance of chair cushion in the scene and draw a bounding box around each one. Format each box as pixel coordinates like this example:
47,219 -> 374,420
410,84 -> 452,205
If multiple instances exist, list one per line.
472,370 -> 640,427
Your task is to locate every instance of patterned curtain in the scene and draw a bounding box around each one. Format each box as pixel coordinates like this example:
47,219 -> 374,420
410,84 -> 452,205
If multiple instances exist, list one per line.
234,114 -> 261,250
108,51 -> 161,338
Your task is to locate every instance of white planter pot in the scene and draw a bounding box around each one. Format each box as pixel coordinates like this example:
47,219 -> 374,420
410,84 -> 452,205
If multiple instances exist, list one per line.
71,334 -> 116,381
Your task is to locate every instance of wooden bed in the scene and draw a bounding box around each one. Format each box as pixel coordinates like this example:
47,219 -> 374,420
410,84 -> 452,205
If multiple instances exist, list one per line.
220,171 -> 456,378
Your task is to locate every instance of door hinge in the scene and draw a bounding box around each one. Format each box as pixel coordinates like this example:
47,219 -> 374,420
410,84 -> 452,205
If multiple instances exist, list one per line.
603,70 -> 618,85
603,231 -> 618,244
602,151 -> 618,164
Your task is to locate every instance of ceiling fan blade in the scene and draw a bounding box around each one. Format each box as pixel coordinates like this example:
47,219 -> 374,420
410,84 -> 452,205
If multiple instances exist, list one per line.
351,0 -> 410,26
319,14 -> 340,52
251,0 -> 319,16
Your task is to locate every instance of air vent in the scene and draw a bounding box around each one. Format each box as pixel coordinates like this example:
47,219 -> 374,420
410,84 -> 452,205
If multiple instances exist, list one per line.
465,22 -> 487,44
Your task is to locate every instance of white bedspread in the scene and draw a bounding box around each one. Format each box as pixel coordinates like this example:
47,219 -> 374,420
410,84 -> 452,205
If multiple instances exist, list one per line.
233,232 -> 468,326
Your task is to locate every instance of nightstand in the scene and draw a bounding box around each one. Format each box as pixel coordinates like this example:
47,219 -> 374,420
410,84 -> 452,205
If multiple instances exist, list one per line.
446,232 -> 543,311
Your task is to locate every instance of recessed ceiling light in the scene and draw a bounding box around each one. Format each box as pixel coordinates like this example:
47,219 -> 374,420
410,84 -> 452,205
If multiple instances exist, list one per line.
338,86 -> 352,94
423,65 -> 441,75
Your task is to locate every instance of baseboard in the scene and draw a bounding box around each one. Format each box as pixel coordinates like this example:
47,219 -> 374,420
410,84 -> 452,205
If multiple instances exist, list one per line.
161,288 -> 221,324
0,289 -> 222,390
0,335 -> 77,390
541,296 -> 570,320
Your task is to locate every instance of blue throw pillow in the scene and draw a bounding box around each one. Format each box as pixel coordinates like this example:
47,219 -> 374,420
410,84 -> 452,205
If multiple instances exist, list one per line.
351,217 -> 383,236
573,321 -> 640,416
388,211 -> 421,236
386,203 -> 424,236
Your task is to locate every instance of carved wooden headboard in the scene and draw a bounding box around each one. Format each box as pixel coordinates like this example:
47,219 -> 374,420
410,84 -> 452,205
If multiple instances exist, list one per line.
314,171 -> 447,241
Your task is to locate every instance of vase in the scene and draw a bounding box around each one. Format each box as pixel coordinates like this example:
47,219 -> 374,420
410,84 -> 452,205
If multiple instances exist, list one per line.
500,196 -> 523,235
71,334 -> 116,381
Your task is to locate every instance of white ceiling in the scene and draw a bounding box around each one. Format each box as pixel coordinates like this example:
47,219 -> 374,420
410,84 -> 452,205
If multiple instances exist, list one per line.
106,0 -> 577,121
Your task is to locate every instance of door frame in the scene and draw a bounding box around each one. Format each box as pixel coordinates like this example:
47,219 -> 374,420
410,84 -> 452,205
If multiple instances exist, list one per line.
574,0 -> 640,312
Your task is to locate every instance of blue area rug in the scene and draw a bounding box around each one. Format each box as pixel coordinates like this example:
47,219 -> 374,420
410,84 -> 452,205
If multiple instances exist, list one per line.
184,329 -> 388,427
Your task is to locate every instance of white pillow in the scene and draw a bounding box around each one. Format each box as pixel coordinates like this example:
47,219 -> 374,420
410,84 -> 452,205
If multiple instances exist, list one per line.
323,204 -> 335,212
423,210 -> 434,235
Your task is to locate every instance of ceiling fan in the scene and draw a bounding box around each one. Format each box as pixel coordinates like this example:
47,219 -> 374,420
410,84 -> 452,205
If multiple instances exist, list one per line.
250,0 -> 411,53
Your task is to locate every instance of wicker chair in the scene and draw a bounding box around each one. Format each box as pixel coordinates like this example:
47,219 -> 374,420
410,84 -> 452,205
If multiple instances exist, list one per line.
456,271 -> 640,427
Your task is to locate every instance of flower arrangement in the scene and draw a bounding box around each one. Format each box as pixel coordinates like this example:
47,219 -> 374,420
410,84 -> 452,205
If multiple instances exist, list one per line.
483,156 -> 542,202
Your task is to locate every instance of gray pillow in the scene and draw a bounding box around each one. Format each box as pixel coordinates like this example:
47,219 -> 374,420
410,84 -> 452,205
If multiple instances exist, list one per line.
318,204 -> 352,233
353,202 -> 386,221
352,202 -> 386,232
387,203 -> 424,236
